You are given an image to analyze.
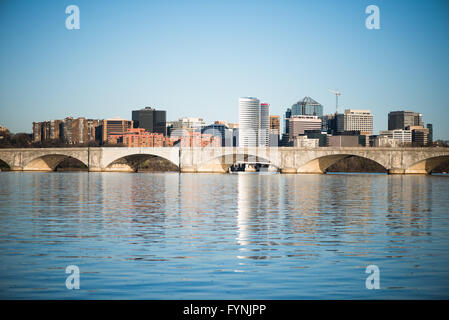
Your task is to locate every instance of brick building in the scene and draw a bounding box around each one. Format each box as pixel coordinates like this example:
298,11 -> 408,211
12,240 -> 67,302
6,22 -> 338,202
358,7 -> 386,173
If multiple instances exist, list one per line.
109,128 -> 177,147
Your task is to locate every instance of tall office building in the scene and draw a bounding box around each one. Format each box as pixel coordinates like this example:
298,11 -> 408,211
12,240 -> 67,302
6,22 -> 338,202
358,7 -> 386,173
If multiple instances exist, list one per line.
344,109 -> 373,135
269,115 -> 280,135
288,116 -> 322,140
291,97 -> 323,117
326,113 -> 345,134
336,113 -> 345,133
269,115 -> 280,146
238,97 -> 269,147
411,127 -> 430,146
284,108 -> 292,135
427,124 -> 433,146
259,103 -> 270,147
320,114 -> 332,132
388,111 -> 423,130
132,107 -> 166,135
239,97 -> 258,147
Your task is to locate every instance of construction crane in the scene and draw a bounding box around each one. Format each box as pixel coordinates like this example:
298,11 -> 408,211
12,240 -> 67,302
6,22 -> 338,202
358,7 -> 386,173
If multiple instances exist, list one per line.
328,89 -> 341,114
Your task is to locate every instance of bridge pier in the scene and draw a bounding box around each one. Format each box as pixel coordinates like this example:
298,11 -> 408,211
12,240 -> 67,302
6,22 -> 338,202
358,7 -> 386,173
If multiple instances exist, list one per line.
388,169 -> 405,175
388,169 -> 429,175
281,168 -> 299,174
404,169 -> 429,175
180,165 -> 197,173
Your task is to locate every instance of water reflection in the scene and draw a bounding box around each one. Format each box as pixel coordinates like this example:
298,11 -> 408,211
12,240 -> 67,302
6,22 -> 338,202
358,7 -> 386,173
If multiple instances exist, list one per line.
0,172 -> 448,299
386,175 -> 432,237
236,174 -> 281,259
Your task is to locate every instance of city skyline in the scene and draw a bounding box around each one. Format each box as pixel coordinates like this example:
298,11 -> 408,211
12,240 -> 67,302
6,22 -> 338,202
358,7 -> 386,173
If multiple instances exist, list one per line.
1,0 -> 449,139
1,0 -> 449,304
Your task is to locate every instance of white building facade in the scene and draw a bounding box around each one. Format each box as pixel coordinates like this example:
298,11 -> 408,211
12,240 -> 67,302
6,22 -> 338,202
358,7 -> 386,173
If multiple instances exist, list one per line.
379,129 -> 412,145
238,97 -> 269,147
171,117 -> 206,132
344,109 -> 373,134
294,136 -> 319,148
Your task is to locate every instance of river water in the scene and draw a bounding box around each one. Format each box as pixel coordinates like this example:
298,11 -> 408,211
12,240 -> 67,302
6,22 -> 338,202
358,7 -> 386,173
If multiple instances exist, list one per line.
0,172 -> 448,299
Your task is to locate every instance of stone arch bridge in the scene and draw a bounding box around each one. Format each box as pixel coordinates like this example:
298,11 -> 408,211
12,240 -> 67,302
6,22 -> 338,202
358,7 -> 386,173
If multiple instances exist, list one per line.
0,147 -> 448,174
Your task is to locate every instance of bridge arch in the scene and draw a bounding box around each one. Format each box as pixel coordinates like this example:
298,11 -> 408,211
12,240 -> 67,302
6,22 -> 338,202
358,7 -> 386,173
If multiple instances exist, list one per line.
0,158 -> 11,171
23,154 -> 88,171
195,152 -> 280,173
296,153 -> 388,174
104,153 -> 179,172
405,155 -> 449,174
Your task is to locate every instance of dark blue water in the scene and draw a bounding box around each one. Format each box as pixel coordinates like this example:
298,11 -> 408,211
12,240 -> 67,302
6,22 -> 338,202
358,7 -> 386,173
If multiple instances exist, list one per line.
0,172 -> 448,299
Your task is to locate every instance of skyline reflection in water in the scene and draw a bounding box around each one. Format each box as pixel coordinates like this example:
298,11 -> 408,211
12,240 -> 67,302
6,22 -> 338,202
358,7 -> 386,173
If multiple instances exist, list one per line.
0,172 -> 448,299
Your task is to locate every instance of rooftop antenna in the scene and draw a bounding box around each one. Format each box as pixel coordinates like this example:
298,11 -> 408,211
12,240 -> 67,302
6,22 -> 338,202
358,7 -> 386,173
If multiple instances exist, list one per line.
328,89 -> 341,114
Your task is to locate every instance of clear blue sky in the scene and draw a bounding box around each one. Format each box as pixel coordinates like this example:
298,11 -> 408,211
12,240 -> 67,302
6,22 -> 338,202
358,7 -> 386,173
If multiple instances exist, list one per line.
1,0 -> 448,139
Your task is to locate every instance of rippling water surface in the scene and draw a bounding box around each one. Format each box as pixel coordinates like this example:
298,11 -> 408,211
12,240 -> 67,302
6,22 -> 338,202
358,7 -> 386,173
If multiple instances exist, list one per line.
0,172 -> 448,299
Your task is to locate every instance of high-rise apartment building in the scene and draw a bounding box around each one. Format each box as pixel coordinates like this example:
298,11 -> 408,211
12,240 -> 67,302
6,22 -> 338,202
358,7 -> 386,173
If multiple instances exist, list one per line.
239,97 -> 270,147
87,119 -> 101,143
388,111 -> 423,130
32,122 -> 41,142
61,117 -> 91,144
343,109 -> 373,135
32,117 -> 101,144
132,107 -> 166,135
99,118 -> 133,144
32,120 -> 63,142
